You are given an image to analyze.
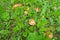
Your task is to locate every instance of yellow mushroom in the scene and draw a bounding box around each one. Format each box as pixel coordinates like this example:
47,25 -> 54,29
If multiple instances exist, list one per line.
24,10 -> 28,15
26,7 -> 30,11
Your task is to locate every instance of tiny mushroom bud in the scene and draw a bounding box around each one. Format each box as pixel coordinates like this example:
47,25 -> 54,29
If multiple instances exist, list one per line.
24,10 -> 28,15
26,7 -> 30,11
48,33 -> 53,39
34,7 -> 39,12
24,7 -> 29,15
52,6 -> 57,10
29,19 -> 36,26
45,31 -> 53,39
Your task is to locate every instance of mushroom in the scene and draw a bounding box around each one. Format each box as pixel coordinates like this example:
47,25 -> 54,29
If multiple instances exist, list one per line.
12,3 -> 22,9
29,19 -> 36,26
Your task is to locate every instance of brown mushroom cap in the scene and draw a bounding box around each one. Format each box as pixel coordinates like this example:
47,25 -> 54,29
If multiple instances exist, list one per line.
12,3 -> 22,9
48,33 -> 53,39
34,7 -> 39,12
29,19 -> 36,26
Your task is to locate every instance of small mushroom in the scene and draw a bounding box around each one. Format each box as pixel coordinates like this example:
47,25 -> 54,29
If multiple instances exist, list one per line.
24,7 -> 29,15
29,19 -> 36,26
24,10 -> 28,15
48,33 -> 53,39
34,7 -> 39,12
45,31 -> 53,39
52,6 -> 57,10
12,3 -> 22,9
26,7 -> 30,11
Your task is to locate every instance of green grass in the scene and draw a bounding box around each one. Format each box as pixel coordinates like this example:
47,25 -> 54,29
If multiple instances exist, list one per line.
0,0 -> 60,40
